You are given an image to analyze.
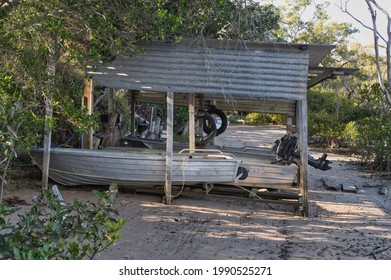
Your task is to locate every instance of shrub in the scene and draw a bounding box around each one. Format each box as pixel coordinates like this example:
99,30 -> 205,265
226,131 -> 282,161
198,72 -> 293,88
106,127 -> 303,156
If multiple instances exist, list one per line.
354,115 -> 391,170
308,83 -> 391,170
244,113 -> 286,125
308,90 -> 359,146
0,184 -> 125,260
342,121 -> 359,146
348,83 -> 391,170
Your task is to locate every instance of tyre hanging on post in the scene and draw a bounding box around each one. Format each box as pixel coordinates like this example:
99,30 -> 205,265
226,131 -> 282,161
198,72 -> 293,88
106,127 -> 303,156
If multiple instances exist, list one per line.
203,105 -> 228,136
195,109 -> 217,147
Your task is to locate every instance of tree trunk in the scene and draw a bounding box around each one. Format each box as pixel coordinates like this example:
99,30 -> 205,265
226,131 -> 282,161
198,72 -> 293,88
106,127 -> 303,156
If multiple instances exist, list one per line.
369,0 -> 391,84
41,35 -> 56,191
366,0 -> 391,106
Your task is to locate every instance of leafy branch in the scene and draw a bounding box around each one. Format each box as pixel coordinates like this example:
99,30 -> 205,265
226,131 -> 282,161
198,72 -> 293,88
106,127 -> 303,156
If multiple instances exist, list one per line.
0,183 -> 125,260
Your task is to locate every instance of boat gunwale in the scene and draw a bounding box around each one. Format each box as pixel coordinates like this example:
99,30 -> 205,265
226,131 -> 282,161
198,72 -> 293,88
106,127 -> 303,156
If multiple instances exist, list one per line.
30,147 -> 239,162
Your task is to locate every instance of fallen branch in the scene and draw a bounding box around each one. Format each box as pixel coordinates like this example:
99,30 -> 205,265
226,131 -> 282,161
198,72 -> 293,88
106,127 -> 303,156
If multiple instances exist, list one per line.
366,246 -> 390,259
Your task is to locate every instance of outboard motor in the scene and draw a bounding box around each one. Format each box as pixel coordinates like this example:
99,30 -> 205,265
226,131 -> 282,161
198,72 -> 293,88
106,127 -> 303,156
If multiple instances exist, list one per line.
272,135 -> 331,171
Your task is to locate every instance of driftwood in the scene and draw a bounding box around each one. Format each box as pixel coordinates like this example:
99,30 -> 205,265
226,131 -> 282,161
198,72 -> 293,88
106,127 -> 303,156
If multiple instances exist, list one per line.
366,246 -> 390,260
320,178 -> 339,191
378,186 -> 388,196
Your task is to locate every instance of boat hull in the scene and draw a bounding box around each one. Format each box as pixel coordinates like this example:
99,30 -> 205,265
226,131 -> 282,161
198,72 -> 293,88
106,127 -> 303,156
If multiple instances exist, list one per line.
123,137 -> 297,190
235,160 -> 297,189
30,148 -> 240,186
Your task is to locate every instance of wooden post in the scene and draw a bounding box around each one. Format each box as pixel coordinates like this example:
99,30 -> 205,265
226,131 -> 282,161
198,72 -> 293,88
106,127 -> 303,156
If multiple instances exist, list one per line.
297,99 -> 309,216
108,89 -> 114,146
82,78 -> 93,149
41,97 -> 52,191
198,94 -> 204,147
199,94 -> 204,110
286,115 -> 293,136
130,90 -> 136,135
188,93 -> 195,153
41,35 -> 56,191
164,91 -> 174,205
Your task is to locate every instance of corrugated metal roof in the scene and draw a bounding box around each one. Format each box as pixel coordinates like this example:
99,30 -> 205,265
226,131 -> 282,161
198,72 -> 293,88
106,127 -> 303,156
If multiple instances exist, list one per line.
88,39 -> 335,102
132,91 -> 297,115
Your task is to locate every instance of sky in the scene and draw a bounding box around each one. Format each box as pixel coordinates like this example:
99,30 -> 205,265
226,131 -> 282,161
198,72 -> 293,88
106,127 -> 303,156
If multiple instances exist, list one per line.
267,0 -> 389,47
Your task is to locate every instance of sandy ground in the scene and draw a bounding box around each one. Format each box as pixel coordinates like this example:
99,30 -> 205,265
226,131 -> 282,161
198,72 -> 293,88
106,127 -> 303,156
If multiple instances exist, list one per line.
2,125 -> 391,260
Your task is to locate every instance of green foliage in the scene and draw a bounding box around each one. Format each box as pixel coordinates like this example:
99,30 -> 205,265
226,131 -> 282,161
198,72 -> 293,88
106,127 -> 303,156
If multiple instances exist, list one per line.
219,1 -> 280,41
0,0 -> 142,150
354,115 -> 391,170
112,90 -> 133,133
228,117 -> 241,124
0,73 -> 96,154
173,134 -> 189,143
308,82 -> 391,170
308,89 -> 359,145
173,106 -> 189,132
347,83 -> 391,170
135,0 -> 280,41
274,0 -> 358,66
0,184 -> 125,260
342,121 -> 359,146
152,104 -> 188,133
0,75 -> 44,155
244,112 -> 286,125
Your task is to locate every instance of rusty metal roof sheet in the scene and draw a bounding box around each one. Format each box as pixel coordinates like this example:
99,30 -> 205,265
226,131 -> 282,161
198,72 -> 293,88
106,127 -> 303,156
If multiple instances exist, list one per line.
88,39 -> 336,102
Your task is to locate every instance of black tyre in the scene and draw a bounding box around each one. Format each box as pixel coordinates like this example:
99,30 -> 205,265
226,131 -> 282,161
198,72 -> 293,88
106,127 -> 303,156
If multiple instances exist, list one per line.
195,109 -> 216,146
203,106 -> 228,136
236,166 -> 248,180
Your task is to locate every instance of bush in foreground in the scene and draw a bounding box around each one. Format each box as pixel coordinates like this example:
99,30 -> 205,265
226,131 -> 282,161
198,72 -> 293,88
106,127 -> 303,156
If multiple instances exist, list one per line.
0,184 -> 125,260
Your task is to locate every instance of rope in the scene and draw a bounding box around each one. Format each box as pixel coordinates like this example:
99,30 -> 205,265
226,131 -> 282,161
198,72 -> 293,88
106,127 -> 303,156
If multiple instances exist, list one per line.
166,155 -> 191,199
232,185 -> 278,211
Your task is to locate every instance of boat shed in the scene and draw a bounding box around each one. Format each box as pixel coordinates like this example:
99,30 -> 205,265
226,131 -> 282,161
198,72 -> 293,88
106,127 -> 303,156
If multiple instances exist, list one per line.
86,38 -> 356,216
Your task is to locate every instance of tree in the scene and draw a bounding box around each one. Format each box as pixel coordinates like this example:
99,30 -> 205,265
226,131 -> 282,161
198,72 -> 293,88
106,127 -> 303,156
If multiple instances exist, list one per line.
134,0 -> 280,41
333,43 -> 382,97
338,0 -> 391,105
219,1 -> 280,41
273,0 -> 358,66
